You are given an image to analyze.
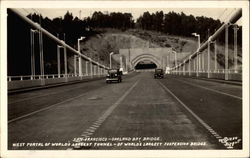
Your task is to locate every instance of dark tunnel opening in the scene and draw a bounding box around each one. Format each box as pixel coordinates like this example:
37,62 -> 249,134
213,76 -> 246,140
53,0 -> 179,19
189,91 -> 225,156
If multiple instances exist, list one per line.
134,61 -> 157,70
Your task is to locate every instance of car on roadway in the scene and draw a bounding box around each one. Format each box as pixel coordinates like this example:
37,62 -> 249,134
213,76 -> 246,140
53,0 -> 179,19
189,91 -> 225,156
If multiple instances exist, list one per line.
106,69 -> 122,83
154,68 -> 164,79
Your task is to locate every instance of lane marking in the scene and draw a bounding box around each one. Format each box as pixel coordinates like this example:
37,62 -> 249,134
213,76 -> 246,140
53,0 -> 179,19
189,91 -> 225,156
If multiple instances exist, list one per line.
94,121 -> 103,124
86,129 -> 95,133
70,80 -> 139,149
157,81 -> 227,148
92,125 -> 100,128
175,78 -> 242,100
82,132 -> 92,135
8,92 -> 88,124
89,126 -> 96,130
83,131 -> 92,134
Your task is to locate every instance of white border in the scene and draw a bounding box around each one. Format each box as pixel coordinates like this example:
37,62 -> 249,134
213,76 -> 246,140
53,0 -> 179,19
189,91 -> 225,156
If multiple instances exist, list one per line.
1,1 -> 249,158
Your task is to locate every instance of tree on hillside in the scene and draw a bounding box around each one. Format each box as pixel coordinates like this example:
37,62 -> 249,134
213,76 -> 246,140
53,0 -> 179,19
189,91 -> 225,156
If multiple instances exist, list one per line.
137,11 -> 152,30
90,11 -> 134,30
155,11 -> 164,32
136,10 -> 241,46
62,11 -> 75,46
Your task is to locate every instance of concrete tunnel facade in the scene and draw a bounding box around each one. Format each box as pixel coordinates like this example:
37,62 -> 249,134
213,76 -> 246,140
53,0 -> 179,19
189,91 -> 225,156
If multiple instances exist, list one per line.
119,48 -> 173,71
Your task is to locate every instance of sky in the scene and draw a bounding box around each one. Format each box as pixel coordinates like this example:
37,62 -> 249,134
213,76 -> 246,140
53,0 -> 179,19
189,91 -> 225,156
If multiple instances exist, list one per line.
19,8 -> 242,25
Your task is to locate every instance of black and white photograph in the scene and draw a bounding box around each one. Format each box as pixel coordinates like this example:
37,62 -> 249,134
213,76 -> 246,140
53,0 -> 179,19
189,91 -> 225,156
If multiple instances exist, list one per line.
0,0 -> 249,158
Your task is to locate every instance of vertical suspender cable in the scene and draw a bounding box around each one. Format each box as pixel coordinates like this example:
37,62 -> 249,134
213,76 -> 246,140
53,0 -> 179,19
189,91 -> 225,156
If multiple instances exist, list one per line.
30,30 -> 33,78
225,24 -> 229,80
33,32 -> 35,77
41,31 -> 44,77
214,40 -> 217,71
207,41 -> 210,78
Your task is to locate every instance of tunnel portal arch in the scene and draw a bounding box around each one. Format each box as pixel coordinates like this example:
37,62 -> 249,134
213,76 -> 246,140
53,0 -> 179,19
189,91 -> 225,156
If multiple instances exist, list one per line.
119,48 -> 173,72
131,54 -> 161,69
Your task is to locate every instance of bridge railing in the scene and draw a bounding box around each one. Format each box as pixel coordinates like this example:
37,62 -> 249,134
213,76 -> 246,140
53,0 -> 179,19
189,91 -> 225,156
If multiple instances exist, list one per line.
170,8 -> 242,81
172,69 -> 242,74
7,72 -> 107,82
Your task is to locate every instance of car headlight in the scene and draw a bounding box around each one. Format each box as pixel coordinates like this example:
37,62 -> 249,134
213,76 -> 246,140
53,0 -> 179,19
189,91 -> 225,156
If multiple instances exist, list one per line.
115,74 -> 117,76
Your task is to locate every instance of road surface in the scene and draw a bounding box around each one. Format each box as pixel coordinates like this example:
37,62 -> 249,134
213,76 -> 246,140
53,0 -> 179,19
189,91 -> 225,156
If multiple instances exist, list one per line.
8,72 -> 242,150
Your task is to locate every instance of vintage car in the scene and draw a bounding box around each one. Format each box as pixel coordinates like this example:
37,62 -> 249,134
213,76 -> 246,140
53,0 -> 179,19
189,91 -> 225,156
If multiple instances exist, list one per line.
154,68 -> 164,79
106,69 -> 122,83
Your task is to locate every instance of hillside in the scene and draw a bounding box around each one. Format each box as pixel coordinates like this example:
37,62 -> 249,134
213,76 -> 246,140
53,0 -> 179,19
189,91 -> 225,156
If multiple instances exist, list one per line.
69,29 -> 242,73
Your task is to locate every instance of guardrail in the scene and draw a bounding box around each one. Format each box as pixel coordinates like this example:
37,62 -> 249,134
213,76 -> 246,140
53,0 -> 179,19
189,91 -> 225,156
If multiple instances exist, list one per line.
171,69 -> 241,81
8,73 -> 107,91
171,69 -> 242,74
7,73 -> 106,81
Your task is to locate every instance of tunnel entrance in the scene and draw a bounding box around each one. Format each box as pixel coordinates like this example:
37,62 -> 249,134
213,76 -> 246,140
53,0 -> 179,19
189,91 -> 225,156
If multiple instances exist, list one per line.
134,60 -> 157,70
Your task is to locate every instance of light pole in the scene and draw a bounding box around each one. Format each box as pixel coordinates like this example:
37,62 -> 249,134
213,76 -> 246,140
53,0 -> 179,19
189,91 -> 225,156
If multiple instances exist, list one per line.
62,33 -> 67,77
57,45 -> 63,77
110,52 -> 114,69
192,33 -> 201,73
38,29 -> 44,79
77,36 -> 85,76
30,29 -> 38,79
192,33 -> 200,49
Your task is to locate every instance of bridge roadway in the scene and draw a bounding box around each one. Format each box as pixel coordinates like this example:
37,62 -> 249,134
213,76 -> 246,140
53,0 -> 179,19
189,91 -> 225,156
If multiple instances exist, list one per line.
8,72 -> 242,150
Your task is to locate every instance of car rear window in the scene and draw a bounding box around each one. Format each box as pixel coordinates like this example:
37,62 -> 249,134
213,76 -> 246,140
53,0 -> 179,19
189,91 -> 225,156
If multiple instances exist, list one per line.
156,69 -> 163,72
108,70 -> 117,73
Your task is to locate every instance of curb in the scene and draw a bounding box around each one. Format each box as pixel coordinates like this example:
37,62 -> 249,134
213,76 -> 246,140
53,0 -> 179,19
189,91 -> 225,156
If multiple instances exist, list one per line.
8,77 -> 105,94
166,74 -> 242,86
